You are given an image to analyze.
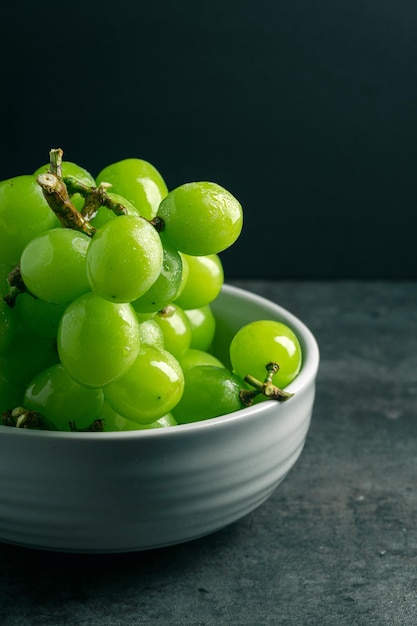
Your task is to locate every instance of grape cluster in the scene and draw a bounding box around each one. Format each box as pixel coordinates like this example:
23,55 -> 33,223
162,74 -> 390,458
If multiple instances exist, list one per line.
0,149 -> 302,431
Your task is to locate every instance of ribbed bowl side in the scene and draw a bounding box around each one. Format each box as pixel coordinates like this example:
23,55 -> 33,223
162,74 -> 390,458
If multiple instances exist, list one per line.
0,284 -> 319,553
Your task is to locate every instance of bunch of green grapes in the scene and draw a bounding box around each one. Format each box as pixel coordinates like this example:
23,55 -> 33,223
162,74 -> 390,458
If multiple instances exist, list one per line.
0,148 -> 301,431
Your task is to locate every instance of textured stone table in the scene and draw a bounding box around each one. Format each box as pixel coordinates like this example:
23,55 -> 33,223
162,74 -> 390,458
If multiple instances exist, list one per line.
1,280 -> 416,626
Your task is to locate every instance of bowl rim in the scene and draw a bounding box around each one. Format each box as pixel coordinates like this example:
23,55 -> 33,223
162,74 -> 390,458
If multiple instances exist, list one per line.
0,283 -> 319,442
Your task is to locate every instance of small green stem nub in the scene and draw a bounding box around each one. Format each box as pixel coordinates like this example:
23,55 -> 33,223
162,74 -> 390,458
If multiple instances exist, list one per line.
49,147 -> 63,178
240,362 -> 294,406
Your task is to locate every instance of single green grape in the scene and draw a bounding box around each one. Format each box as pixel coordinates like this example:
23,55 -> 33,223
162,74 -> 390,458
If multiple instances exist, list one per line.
24,363 -> 104,431
20,228 -> 91,304
86,214 -> 163,303
175,254 -> 224,309
105,346 -> 184,424
229,320 -> 302,389
138,318 -> 165,349
0,175 -> 60,266
184,305 -> 216,351
95,158 -> 168,220
14,292 -> 67,339
33,160 -> 96,212
157,181 -> 243,256
89,192 -> 141,229
57,292 -> 140,388
0,299 -> 17,354
154,303 -> 192,359
172,365 -> 244,424
101,400 -> 177,431
132,238 -> 183,314
179,349 -> 225,370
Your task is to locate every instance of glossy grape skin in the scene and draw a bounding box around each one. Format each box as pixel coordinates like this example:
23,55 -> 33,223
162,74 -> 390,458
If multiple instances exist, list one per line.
0,175 -> 60,266
157,181 -> 243,256
105,346 -> 184,424
179,349 -> 225,370
96,158 -> 168,220
184,305 -> 216,351
20,228 -> 91,304
57,292 -> 140,388
132,239 -> 183,314
175,254 -> 224,310
33,161 -> 96,212
229,320 -> 302,389
86,215 -> 163,303
172,365 -> 243,424
154,304 -> 192,359
138,318 -> 165,349
14,293 -> 66,339
24,364 -> 104,431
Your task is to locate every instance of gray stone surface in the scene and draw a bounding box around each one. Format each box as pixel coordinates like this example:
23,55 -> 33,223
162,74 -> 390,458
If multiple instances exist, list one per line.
1,280 -> 416,625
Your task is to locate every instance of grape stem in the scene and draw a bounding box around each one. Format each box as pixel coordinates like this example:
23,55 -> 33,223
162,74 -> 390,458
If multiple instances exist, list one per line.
3,265 -> 28,307
37,171 -> 96,236
240,362 -> 294,406
1,407 -> 51,429
38,147 -> 165,233
64,178 -> 128,221
36,148 -> 96,236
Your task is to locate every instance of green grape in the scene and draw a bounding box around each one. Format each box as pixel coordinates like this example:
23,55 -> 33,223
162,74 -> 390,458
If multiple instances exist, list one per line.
1,330 -> 59,387
138,318 -> 165,349
132,239 -> 183,313
0,175 -> 60,266
0,299 -> 17,354
172,365 -> 243,424
105,346 -> 184,424
24,363 -> 104,431
229,320 -> 302,389
86,214 -> 163,303
33,160 -> 96,212
157,181 -> 243,256
20,228 -> 91,304
96,158 -> 168,220
154,303 -> 192,359
179,348 -> 225,370
14,292 -> 66,339
175,254 -> 224,309
89,192 -> 141,229
57,292 -> 140,388
184,304 -> 216,352
101,400 -> 177,431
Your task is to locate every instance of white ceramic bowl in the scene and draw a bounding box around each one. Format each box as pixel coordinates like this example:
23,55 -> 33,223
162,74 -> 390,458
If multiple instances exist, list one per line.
0,284 -> 319,553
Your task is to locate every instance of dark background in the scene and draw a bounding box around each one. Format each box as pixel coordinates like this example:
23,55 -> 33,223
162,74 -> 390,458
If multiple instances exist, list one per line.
1,0 -> 417,279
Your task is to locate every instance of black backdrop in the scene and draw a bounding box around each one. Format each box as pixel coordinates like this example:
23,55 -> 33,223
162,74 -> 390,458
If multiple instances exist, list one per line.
1,1 -> 417,279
